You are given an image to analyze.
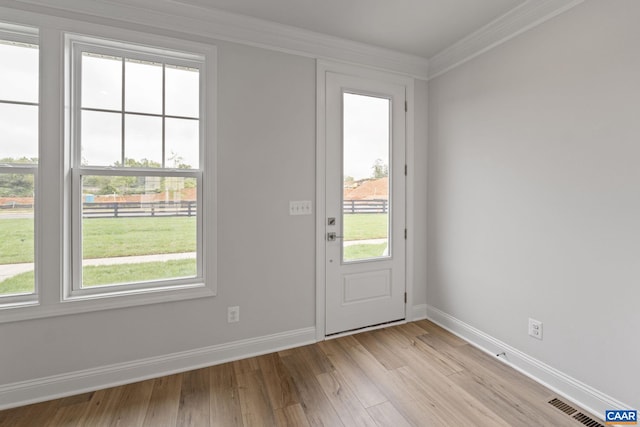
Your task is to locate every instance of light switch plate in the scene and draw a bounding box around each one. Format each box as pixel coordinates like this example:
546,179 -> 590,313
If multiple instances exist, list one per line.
290,200 -> 312,215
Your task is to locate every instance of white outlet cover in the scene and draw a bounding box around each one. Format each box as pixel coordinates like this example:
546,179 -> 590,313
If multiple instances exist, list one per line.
528,318 -> 543,340
228,306 -> 240,323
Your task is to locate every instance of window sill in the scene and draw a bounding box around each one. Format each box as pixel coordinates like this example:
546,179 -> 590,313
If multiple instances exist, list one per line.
0,283 -> 215,324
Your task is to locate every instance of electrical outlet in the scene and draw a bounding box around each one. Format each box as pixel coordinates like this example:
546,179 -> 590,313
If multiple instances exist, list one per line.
528,318 -> 543,340
228,306 -> 240,323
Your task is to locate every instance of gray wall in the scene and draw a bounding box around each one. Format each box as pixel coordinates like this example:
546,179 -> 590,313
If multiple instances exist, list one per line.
427,0 -> 640,409
0,15 -> 429,388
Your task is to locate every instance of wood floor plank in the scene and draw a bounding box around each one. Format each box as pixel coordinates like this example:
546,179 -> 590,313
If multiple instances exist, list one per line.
142,374 -> 182,427
366,401 -> 412,427
108,379 -> 155,427
209,363 -> 243,427
416,332 -> 578,426
447,370 -> 578,427
419,331 -> 557,402
279,351 -> 344,427
352,330 -> 407,370
79,386 -> 125,427
285,344 -> 335,376
382,326 -> 465,376
316,371 -> 378,427
317,338 -> 387,408
274,404 -> 311,427
0,400 -> 58,427
395,365 -> 511,427
340,340 -> 445,426
394,321 -> 432,337
45,401 -> 91,427
257,353 -> 300,410
234,362 -> 276,427
414,320 -> 467,347
176,368 -> 210,427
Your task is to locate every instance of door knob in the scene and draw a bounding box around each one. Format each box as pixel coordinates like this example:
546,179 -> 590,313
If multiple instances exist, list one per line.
327,232 -> 344,241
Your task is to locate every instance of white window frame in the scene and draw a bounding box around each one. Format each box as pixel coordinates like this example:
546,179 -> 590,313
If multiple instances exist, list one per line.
64,33 -> 216,302
0,15 -> 217,323
0,24 -> 39,308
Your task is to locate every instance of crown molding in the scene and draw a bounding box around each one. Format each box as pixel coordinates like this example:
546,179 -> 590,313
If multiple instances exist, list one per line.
428,0 -> 584,79
5,0 -> 585,80
8,0 -> 430,79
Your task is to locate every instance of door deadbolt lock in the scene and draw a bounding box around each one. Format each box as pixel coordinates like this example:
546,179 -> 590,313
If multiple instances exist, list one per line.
327,217 -> 336,226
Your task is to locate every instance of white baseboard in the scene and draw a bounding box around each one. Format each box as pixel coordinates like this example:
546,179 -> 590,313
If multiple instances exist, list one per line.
411,304 -> 428,321
426,305 -> 630,418
0,326 -> 316,411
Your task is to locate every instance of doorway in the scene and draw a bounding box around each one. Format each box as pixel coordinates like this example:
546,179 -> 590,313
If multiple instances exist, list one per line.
317,63 -> 411,336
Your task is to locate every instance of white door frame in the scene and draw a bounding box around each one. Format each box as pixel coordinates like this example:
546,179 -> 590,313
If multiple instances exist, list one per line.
315,60 -> 415,341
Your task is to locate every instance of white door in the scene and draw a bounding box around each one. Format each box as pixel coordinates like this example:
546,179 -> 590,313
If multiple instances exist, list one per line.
325,71 -> 406,335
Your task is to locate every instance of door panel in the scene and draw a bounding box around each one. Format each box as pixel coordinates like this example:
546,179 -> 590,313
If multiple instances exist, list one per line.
325,71 -> 406,335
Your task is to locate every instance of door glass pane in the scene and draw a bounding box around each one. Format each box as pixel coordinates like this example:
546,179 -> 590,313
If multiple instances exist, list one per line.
342,92 -> 390,262
0,172 -> 35,296
81,175 -> 197,288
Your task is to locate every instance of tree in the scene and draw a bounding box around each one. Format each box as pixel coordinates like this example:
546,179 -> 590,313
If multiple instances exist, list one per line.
371,158 -> 388,179
0,173 -> 34,197
0,157 -> 36,197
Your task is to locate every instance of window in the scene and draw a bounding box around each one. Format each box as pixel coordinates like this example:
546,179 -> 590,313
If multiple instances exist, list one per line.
67,36 -> 207,298
0,27 -> 38,305
0,23 -> 215,322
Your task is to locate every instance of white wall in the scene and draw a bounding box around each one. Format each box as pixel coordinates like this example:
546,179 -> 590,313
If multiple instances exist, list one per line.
428,0 -> 640,411
0,39 -> 317,385
0,4 -> 429,404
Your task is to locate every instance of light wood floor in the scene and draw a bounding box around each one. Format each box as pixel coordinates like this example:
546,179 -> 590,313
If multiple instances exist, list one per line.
0,320 -> 601,426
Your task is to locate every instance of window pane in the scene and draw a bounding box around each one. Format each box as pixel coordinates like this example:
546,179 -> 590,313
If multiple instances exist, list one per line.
0,172 -> 34,296
124,114 -> 162,167
81,175 -> 197,287
0,103 -> 38,163
82,53 -> 122,110
0,41 -> 38,104
165,118 -> 199,169
125,60 -> 162,114
165,66 -> 199,118
81,110 -> 121,166
342,93 -> 390,262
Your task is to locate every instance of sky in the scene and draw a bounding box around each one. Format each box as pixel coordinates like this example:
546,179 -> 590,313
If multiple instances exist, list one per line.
1,41 -> 200,169
343,92 -> 390,181
0,41 -> 38,162
2,40 -> 391,179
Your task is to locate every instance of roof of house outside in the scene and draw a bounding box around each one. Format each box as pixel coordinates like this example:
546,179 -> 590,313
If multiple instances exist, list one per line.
344,177 -> 388,200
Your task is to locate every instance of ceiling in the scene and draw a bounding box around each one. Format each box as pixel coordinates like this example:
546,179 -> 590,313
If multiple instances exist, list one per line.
169,0 -> 527,59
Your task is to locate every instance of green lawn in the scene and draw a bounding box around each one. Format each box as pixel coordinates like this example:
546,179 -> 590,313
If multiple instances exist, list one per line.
83,217 -> 196,259
0,271 -> 34,296
1,213 -> 386,294
344,243 -> 388,261
0,214 -> 385,264
0,218 -> 34,264
343,213 -> 388,241
0,258 -> 196,295
0,216 -> 196,264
